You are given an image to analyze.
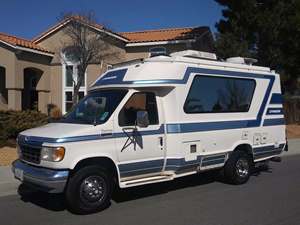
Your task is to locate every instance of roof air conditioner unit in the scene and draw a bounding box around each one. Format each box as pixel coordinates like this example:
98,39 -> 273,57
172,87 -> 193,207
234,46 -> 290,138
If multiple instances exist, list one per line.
170,50 -> 217,60
226,57 -> 258,65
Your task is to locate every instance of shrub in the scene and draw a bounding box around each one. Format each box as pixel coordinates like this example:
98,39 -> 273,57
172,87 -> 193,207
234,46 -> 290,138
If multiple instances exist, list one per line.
49,106 -> 62,120
0,110 -> 49,147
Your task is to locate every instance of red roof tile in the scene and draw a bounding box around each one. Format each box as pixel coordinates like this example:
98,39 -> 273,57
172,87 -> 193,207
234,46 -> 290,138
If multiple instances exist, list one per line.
32,17 -> 210,45
0,32 -> 53,54
119,26 -> 209,43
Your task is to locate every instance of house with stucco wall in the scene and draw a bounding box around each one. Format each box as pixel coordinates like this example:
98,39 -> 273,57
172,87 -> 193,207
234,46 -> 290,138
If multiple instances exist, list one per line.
0,17 -> 214,114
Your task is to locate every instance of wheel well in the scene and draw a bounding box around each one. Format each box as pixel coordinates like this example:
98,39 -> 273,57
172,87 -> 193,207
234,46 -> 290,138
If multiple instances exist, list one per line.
233,144 -> 254,161
72,157 -> 119,183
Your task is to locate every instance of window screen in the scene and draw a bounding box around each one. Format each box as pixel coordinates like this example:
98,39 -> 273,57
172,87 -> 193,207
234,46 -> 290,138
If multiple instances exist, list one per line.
149,47 -> 167,57
119,92 -> 159,126
184,75 -> 256,113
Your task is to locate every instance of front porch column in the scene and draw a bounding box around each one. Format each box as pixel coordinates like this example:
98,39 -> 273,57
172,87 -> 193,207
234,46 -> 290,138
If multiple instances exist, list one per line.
7,89 -> 22,110
38,91 -> 50,114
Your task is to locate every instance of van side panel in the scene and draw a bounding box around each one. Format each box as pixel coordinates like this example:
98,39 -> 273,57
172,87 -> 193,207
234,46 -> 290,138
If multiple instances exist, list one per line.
163,67 -> 286,174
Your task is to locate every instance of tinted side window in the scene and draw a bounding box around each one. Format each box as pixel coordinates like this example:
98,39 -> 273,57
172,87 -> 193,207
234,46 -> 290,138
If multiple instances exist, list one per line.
184,76 -> 256,113
119,92 -> 159,126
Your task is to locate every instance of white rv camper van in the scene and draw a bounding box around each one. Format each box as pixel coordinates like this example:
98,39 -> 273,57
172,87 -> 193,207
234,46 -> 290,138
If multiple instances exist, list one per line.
12,50 -> 287,213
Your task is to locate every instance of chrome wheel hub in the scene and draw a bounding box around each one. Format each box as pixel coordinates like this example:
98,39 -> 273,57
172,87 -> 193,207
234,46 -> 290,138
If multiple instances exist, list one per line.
236,158 -> 249,178
80,176 -> 106,203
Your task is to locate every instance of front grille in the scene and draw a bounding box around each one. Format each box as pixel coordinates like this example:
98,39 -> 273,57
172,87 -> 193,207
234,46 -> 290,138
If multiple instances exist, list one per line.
20,145 -> 41,164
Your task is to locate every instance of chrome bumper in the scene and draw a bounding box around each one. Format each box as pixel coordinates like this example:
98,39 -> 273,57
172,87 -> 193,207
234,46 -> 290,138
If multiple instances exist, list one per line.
12,160 -> 69,193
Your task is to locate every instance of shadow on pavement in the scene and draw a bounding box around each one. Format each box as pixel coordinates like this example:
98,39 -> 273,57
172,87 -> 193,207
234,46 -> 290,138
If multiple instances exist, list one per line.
18,184 -> 66,212
16,166 -> 272,212
252,162 -> 272,176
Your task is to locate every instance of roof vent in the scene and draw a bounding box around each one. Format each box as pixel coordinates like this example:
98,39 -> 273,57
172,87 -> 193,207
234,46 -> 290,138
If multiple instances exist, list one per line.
170,50 -> 217,60
226,57 -> 258,65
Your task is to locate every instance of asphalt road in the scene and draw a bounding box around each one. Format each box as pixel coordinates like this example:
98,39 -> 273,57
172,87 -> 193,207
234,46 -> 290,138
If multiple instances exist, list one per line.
0,155 -> 300,225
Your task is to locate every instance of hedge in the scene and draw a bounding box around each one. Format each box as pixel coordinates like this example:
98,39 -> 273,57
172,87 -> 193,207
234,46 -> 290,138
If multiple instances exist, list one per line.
284,97 -> 300,124
0,110 -> 49,147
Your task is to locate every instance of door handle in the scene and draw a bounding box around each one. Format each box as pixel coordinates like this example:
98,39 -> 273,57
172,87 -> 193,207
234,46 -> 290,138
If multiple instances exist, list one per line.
158,137 -> 163,149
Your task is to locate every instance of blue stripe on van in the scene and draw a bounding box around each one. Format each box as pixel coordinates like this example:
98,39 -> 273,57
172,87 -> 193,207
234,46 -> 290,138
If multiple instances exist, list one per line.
202,154 -> 226,162
93,69 -> 128,86
18,125 -> 165,145
118,144 -> 284,177
201,154 -> 226,167
253,144 -> 284,159
270,93 -> 283,104
263,118 -> 285,126
165,156 -> 202,171
118,159 -> 164,177
18,117 -> 284,145
93,67 -> 274,87
167,120 -> 255,134
201,158 -> 225,167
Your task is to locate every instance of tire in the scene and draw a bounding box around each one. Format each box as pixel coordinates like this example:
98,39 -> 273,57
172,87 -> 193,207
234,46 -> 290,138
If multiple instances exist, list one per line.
224,150 -> 252,185
65,165 -> 113,214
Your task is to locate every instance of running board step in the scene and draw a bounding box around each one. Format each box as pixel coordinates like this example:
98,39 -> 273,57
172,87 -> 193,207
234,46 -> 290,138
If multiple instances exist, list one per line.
121,175 -> 173,187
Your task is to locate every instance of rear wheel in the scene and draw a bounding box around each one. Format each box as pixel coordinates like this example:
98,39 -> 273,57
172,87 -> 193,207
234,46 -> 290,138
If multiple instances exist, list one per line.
65,165 -> 113,214
224,150 -> 252,185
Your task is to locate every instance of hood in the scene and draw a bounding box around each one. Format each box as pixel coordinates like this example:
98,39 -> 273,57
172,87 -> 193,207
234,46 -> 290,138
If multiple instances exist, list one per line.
20,122 -> 95,139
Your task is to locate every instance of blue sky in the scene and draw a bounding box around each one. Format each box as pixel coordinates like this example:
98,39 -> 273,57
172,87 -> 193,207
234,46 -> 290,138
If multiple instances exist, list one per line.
0,0 -> 223,40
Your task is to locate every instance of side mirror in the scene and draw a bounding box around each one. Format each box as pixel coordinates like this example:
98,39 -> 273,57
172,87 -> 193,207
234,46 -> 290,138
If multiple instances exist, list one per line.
136,111 -> 149,128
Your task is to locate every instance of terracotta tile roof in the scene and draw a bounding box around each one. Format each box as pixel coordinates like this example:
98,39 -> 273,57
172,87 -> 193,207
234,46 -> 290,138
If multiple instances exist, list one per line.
32,16 -> 210,45
0,32 -> 53,54
119,26 -> 210,43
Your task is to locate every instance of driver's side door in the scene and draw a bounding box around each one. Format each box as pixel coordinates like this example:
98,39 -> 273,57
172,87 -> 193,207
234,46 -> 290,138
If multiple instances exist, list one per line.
114,91 -> 165,179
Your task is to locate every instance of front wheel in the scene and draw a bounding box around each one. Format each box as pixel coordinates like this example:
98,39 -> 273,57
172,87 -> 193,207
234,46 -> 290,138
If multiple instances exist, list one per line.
224,151 -> 252,185
65,165 -> 113,214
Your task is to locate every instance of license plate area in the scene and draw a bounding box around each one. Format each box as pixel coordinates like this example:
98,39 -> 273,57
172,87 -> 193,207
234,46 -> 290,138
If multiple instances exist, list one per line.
15,168 -> 24,182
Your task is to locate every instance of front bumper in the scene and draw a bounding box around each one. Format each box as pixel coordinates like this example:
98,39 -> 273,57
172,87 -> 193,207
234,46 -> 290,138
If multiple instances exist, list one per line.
12,160 -> 69,193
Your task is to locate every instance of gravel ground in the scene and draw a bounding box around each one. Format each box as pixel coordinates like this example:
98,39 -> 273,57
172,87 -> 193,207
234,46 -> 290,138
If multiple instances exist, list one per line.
0,147 -> 17,166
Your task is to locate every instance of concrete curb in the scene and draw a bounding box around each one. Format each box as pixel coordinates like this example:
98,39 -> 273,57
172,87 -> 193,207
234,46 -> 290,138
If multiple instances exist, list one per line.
0,138 -> 299,197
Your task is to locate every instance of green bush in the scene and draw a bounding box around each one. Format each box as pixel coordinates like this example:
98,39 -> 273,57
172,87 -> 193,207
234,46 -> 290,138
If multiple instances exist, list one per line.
0,110 -> 49,147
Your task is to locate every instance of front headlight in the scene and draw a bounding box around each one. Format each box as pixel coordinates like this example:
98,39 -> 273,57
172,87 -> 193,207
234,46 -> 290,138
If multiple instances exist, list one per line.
41,146 -> 65,162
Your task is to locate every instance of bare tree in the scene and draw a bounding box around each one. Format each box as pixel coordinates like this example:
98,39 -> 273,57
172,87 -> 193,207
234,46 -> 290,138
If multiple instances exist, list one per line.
59,11 -> 119,106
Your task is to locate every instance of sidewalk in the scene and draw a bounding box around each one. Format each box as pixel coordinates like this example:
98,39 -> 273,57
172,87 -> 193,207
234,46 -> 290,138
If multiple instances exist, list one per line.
0,165 -> 19,197
282,138 -> 300,157
0,139 -> 299,197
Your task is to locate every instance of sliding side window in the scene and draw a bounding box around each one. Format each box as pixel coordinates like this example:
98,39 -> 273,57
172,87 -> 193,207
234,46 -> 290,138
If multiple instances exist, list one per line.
184,75 -> 256,113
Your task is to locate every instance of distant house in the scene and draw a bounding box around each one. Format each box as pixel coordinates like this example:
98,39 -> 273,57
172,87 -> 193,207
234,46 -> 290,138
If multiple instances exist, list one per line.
0,17 -> 214,114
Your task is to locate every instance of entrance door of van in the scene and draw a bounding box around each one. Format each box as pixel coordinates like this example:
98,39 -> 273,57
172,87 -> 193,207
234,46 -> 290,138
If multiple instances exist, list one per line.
114,91 -> 165,179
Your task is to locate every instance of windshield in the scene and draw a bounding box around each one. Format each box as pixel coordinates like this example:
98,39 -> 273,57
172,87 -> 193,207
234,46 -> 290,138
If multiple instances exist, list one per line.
60,89 -> 128,125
